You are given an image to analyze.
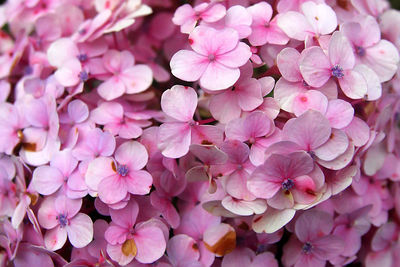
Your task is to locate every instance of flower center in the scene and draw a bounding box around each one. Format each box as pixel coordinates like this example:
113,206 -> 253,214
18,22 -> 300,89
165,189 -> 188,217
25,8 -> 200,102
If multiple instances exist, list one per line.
302,242 -> 313,254
117,165 -> 129,176
282,179 -> 294,191
77,54 -> 88,62
208,54 -> 215,61
78,70 -> 89,82
56,214 -> 68,227
331,65 -> 344,78
355,46 -> 366,57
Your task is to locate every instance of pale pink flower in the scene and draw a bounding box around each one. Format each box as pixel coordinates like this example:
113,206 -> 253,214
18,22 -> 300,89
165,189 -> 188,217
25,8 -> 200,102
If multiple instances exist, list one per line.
38,195 -> 93,251
247,2 -> 289,46
85,141 -> 153,205
172,3 -> 226,34
170,26 -> 251,91
96,50 -> 153,100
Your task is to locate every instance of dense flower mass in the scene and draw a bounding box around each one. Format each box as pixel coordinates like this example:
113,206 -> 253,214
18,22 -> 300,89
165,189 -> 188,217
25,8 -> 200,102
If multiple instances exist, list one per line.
1,0 -> 400,266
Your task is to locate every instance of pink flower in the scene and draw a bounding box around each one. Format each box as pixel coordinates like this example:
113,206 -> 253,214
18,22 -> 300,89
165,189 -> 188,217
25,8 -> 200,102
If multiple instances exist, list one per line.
38,195 -> 93,251
282,210 -> 344,267
85,141 -> 153,205
341,15 -> 400,83
248,151 -> 317,209
247,2 -> 289,46
277,1 -> 337,41
104,200 -> 166,265
222,247 -> 278,267
299,31 -> 368,99
172,3 -> 226,34
158,85 -> 223,158
170,26 -> 252,91
96,50 -> 153,100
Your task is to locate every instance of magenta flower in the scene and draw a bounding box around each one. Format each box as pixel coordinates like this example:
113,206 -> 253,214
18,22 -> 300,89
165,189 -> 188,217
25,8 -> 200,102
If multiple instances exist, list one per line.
85,141 -> 152,205
38,195 -> 93,251
170,26 -> 252,91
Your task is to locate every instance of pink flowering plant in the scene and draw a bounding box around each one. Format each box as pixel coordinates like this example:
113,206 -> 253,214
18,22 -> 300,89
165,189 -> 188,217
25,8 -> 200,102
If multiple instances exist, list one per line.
1,0 -> 400,266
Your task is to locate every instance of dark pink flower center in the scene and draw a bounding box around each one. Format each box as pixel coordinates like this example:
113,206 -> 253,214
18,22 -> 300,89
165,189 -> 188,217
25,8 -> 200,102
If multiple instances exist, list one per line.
117,165 -> 129,176
282,179 -> 294,190
331,65 -> 344,78
78,70 -> 89,82
56,214 -> 68,227
355,46 -> 366,57
302,242 -> 313,254
208,54 -> 216,61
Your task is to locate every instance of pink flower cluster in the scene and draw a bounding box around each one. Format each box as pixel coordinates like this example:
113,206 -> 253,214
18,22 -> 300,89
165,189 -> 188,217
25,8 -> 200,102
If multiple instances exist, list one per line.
1,0 -> 400,266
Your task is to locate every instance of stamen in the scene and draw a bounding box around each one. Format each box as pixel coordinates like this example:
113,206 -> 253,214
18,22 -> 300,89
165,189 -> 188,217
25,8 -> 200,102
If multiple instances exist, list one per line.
117,165 -> 129,177
78,70 -> 89,82
77,54 -> 88,62
302,242 -> 313,254
56,214 -> 68,227
282,179 -> 294,191
331,65 -> 344,78
355,46 -> 366,57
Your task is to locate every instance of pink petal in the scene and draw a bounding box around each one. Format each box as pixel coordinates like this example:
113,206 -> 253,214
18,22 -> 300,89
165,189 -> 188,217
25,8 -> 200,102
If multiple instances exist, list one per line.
236,78 -> 264,111
338,70 -> 367,99
90,101 -> 123,125
167,234 -> 200,265
158,122 -> 191,158
312,235 -> 344,260
291,175 -> 317,204
216,42 -> 251,68
277,11 -> 314,41
67,100 -> 88,123
201,4 -> 226,22
353,64 -> 382,101
252,252 -> 278,267
98,175 -> 128,204
161,85 -> 197,122
120,65 -> 153,94
172,4 -> 195,26
134,225 -> 166,263
38,196 -> 58,229
363,40 -> 400,82
274,79 -> 306,113
105,225 -> 128,245
299,47 -> 331,87
325,99 -> 354,129
200,62 -> 240,91
125,170 -> 153,195
47,38 -> 79,67
32,166 -> 64,195
248,167 -> 282,199
317,142 -> 355,170
277,48 -> 302,82
170,50 -> 208,82
252,208 -> 296,234
328,31 -> 355,70
225,171 -> 255,200
109,199 -> 139,229
295,210 -> 333,242
85,157 -> 115,192
300,2 -> 337,36
190,26 -> 239,56
189,144 -> 228,165
115,141 -> 148,171
314,129 -> 349,161
221,196 -> 267,216
103,50 -> 134,73
283,110 -> 331,151
66,213 -> 93,248
106,243 -> 135,266
44,227 -> 67,251
203,223 -> 236,256
97,76 -> 126,101
248,2 -> 273,25
209,92 -> 241,123
54,59 -> 82,87
54,196 -> 82,219
293,90 -> 328,117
